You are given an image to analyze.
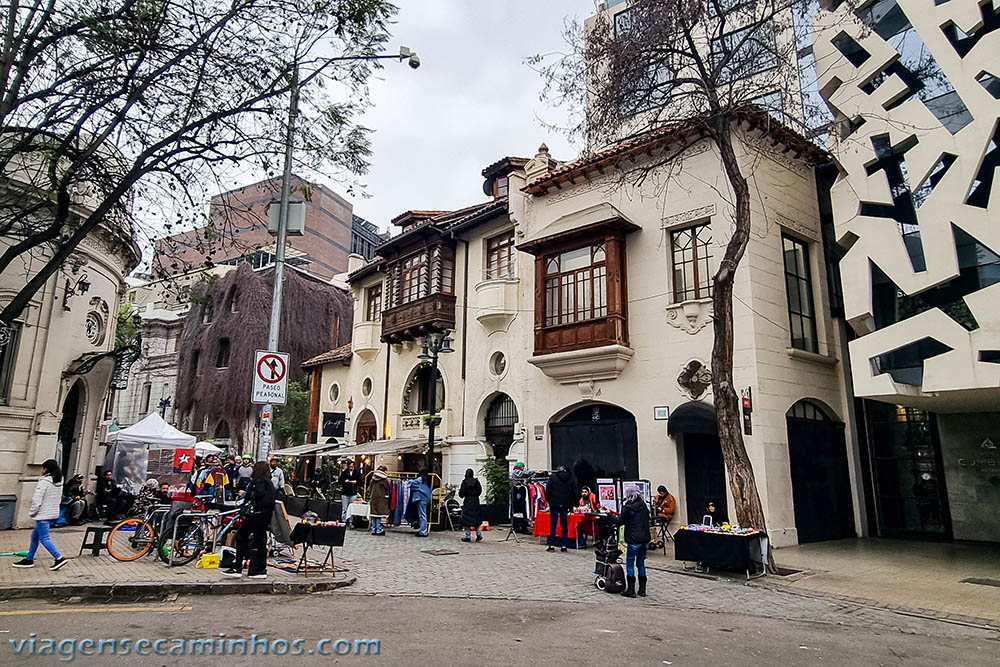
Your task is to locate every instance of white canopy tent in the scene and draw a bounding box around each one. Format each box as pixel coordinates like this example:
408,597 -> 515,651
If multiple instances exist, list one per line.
195,441 -> 225,457
109,412 -> 197,448
104,413 -> 197,494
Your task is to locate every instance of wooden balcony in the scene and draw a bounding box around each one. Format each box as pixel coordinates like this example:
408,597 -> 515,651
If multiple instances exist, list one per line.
381,293 -> 456,343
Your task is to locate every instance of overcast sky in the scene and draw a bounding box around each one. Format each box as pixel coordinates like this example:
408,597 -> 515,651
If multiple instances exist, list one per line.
342,1 -> 593,232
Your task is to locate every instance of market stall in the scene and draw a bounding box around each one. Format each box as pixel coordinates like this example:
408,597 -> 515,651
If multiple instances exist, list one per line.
533,510 -> 600,547
673,524 -> 768,579
289,521 -> 346,574
103,413 -> 196,495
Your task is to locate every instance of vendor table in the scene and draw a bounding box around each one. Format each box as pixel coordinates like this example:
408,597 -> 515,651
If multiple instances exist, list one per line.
673,528 -> 768,579
533,511 -> 600,547
289,522 -> 346,575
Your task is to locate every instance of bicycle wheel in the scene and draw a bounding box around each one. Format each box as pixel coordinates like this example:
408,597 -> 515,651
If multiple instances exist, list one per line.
158,517 -> 204,566
107,518 -> 155,562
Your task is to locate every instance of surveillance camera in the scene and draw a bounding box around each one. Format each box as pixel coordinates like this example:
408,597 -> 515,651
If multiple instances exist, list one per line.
408,54 -> 420,69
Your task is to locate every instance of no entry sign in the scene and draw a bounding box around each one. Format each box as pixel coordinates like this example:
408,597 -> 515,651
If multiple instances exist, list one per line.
252,350 -> 289,405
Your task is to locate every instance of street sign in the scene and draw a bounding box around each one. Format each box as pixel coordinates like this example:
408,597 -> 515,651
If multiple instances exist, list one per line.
252,350 -> 289,405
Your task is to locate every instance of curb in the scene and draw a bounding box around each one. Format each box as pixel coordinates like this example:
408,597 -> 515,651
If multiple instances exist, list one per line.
0,575 -> 356,601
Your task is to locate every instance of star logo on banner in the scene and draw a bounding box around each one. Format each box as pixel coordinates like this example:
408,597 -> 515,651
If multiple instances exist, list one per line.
178,453 -> 191,464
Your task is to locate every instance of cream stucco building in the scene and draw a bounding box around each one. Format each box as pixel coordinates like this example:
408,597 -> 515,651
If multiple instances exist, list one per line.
0,178 -> 140,527
312,116 -> 860,547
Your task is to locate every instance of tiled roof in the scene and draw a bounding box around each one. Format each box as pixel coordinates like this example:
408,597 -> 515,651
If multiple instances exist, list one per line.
524,110 -> 828,196
302,343 -> 352,368
389,210 -> 449,227
481,156 -> 529,178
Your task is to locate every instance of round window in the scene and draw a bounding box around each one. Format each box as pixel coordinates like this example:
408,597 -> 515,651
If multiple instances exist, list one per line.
489,351 -> 506,376
329,383 -> 341,404
85,312 -> 103,344
362,377 -> 373,397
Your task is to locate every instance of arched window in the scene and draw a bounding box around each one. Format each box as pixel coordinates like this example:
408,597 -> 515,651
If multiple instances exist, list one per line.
403,364 -> 444,414
214,420 -> 230,439
485,394 -> 518,459
228,286 -> 239,313
787,400 -> 830,421
216,338 -> 231,368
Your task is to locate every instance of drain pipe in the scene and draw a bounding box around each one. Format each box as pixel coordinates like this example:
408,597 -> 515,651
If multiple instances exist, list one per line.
458,238 -> 469,436
382,342 -> 391,439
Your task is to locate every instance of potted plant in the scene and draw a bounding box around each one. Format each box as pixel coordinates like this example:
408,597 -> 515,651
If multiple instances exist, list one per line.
478,457 -> 511,525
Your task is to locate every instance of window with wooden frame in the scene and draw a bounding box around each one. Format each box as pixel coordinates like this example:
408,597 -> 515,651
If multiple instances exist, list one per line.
543,243 -> 608,326
486,230 -> 515,279
493,177 -> 509,199
782,234 -> 819,353
366,283 -> 382,322
400,252 -> 429,304
670,223 -> 713,301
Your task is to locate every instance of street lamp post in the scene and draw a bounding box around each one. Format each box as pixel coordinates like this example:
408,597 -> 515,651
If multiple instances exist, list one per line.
417,331 -> 454,472
158,397 -> 171,419
257,46 -> 420,461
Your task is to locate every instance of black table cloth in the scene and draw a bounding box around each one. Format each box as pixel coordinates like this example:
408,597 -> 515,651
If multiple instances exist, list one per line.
289,522 -> 346,547
673,528 -> 766,572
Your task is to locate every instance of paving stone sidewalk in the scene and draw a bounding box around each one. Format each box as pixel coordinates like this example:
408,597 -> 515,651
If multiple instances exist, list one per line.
0,524 -> 352,598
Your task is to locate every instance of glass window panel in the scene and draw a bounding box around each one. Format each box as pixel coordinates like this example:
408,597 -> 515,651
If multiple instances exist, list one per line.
592,243 -> 606,263
546,257 -> 559,275
560,246 -> 591,272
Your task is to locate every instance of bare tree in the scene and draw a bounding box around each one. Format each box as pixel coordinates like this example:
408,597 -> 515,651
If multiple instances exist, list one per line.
0,0 -> 398,328
536,0 -> 832,545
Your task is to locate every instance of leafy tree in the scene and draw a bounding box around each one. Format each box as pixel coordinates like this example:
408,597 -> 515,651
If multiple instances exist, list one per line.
114,303 -> 140,348
272,380 -> 309,448
537,0 -> 837,554
0,0 -> 397,329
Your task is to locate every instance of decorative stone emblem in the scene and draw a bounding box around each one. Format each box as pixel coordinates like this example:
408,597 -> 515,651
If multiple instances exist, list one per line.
665,298 -> 713,335
677,359 -> 712,400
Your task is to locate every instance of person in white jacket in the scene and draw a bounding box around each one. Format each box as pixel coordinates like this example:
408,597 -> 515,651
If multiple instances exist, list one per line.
12,459 -> 68,570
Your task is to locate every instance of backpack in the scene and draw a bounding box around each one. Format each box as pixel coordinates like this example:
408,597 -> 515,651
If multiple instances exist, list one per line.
604,564 -> 626,594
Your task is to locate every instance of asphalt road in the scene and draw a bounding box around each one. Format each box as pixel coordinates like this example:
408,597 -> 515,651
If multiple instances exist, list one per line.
0,594 -> 996,667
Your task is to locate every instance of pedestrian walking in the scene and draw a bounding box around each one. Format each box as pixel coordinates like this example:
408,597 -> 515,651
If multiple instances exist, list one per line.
368,466 -> 391,536
615,489 -> 651,598
408,468 -> 432,537
236,456 -> 254,490
222,461 -> 275,579
13,459 -> 68,570
269,457 -> 285,493
545,465 -> 575,553
459,468 -> 482,542
338,460 -> 362,523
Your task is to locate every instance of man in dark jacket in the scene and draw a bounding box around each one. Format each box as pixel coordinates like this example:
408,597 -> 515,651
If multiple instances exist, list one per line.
95,470 -> 120,519
338,461 -> 363,524
616,490 -> 651,598
545,466 -> 576,553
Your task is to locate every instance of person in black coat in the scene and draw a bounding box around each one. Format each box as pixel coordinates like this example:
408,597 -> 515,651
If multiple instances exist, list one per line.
458,468 -> 483,543
615,489 -> 651,598
545,466 -> 576,553
222,461 -> 276,579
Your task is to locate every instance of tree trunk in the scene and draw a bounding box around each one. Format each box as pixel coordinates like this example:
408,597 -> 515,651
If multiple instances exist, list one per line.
709,117 -> 775,570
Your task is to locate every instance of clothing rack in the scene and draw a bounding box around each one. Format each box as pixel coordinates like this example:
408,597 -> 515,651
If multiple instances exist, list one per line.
508,472 -> 550,540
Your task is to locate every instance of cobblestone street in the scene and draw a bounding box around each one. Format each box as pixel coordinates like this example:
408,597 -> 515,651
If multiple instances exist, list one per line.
326,526 -> 1000,642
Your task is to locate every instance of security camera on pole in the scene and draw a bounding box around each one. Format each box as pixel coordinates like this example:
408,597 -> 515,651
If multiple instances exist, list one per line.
255,47 -> 419,461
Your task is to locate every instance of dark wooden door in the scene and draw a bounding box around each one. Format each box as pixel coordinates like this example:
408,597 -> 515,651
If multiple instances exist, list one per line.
683,434 -> 727,524
787,418 -> 856,543
550,411 -> 638,494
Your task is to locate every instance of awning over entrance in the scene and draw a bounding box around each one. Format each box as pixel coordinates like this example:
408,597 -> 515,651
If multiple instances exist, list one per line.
318,438 -> 440,458
668,400 -> 718,436
272,441 -> 342,457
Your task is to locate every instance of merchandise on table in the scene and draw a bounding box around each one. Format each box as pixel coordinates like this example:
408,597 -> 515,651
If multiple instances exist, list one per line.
678,523 -> 762,536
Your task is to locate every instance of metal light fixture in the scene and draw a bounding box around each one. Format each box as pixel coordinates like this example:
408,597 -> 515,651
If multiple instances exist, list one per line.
420,330 -> 455,471
62,273 -> 92,310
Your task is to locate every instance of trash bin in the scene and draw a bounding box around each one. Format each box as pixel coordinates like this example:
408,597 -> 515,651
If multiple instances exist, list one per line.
0,494 -> 17,530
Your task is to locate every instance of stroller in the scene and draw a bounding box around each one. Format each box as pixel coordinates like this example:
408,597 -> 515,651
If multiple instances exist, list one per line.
593,514 -> 626,593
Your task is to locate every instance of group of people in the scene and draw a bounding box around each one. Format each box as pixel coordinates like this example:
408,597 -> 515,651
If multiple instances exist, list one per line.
541,465 -> 683,599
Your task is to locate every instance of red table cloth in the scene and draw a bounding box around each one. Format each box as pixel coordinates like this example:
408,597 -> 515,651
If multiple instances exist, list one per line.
533,511 -> 599,539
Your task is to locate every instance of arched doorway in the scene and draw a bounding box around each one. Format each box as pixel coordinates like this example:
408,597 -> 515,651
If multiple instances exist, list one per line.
787,400 -> 855,543
669,400 -> 727,525
484,394 -> 517,459
57,381 -> 85,477
356,409 -> 377,445
550,404 -> 638,495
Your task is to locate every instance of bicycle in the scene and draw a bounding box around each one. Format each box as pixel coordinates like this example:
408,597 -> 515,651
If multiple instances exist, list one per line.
159,502 -> 244,566
106,505 -> 171,562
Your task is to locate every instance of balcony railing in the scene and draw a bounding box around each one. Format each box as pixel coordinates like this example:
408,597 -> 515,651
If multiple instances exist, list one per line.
380,293 -> 456,343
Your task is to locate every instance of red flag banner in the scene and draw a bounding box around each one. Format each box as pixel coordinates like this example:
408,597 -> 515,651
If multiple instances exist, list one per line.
172,448 -> 195,473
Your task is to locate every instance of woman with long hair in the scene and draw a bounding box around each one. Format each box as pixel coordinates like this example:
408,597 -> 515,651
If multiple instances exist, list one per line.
222,460 -> 275,579
458,468 -> 482,543
13,459 -> 68,570
615,489 -> 651,598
